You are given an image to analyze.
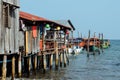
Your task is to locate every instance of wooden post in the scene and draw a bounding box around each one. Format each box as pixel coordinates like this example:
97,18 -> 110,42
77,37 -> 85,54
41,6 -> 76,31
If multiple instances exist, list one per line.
25,31 -> 29,56
30,31 -> 33,54
93,32 -> 96,55
34,55 -> 37,71
42,26 -> 45,52
87,30 -> 90,57
50,54 -> 53,69
81,33 -> 82,38
78,31 -> 80,47
28,56 -> 31,75
39,55 -> 43,69
64,31 -> 67,67
55,41 -> 59,70
65,51 -> 69,65
18,53 -> 22,77
43,54 -> 46,72
60,53 -> 63,67
64,50 -> 67,67
47,54 -> 50,68
101,33 -> 104,53
2,55 -> 7,80
12,56 -> 15,80
98,33 -> 101,54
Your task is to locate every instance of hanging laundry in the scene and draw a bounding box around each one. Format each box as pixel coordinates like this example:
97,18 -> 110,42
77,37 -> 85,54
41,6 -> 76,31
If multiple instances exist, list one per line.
32,26 -> 37,38
20,20 -> 26,31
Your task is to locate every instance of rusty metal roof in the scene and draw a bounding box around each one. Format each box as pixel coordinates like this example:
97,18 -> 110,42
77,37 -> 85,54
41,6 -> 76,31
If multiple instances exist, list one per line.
20,11 -> 72,30
20,11 -> 48,21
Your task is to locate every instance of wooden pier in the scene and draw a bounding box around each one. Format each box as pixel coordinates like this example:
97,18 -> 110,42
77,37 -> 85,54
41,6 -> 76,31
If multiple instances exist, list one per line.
0,0 -> 75,78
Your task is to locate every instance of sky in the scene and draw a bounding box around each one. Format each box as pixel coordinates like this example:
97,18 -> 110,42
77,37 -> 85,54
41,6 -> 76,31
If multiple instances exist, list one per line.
20,0 -> 120,40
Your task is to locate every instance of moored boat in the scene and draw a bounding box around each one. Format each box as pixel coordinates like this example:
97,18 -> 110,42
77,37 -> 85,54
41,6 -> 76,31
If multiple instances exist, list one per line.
68,38 -> 83,55
82,38 -> 101,54
101,39 -> 110,49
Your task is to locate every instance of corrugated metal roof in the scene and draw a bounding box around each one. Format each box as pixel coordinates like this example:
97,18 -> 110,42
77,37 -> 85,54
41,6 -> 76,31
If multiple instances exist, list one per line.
20,11 -> 48,21
54,20 -> 75,30
54,20 -> 71,27
20,11 -> 72,30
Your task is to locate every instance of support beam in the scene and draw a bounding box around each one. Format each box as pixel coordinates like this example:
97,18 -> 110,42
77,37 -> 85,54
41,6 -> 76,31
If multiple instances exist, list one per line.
34,55 -> 37,70
64,50 -> 67,67
50,54 -> 53,69
12,56 -> 15,80
60,53 -> 63,67
43,54 -> 46,72
2,55 -> 7,80
18,53 -> 22,77
55,41 -> 59,70
87,30 -> 90,57
28,56 -> 31,75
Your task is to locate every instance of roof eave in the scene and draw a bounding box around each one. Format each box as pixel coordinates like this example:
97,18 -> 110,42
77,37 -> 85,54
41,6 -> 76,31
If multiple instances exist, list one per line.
68,20 -> 75,30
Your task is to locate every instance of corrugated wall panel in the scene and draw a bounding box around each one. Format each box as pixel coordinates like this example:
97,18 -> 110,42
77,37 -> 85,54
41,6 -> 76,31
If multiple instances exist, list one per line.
10,9 -> 14,54
5,28 -> 9,53
0,0 -> 19,54
28,29 -> 31,54
14,8 -> 19,53
18,31 -> 24,47
0,1 -> 3,54
0,1 -> 2,53
1,1 -> 6,54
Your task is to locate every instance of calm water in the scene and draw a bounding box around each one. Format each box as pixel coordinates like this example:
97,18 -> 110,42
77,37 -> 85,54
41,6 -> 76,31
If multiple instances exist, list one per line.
16,40 -> 120,80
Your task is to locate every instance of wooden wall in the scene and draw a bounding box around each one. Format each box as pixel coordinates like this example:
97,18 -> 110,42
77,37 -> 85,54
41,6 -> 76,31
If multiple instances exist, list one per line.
0,0 -> 2,53
19,25 -> 40,55
0,0 -> 19,54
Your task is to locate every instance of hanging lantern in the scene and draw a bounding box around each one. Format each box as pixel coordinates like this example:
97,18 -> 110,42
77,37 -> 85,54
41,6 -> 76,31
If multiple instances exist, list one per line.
56,26 -> 60,30
45,24 -> 50,28
66,30 -> 69,34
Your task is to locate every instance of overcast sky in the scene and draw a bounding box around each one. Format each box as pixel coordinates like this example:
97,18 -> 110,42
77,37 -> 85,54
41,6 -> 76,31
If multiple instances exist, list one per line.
20,0 -> 120,39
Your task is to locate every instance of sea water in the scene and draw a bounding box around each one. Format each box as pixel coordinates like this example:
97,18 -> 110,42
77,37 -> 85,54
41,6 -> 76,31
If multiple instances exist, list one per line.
13,40 -> 120,80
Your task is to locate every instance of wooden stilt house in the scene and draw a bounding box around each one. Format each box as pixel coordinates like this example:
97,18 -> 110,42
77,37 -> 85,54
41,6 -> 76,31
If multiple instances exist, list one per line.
19,11 -> 72,71
0,0 -> 19,54
19,11 -> 72,56
0,0 -> 19,79
19,11 -> 45,56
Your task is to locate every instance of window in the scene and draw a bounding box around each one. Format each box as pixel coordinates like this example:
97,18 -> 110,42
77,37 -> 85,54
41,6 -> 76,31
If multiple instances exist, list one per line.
3,2 -> 11,28
2,2 -> 19,28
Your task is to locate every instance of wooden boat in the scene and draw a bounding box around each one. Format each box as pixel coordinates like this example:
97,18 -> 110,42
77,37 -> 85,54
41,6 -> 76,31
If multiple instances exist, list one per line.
68,38 -> 83,55
101,39 -> 110,49
83,38 -> 100,53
